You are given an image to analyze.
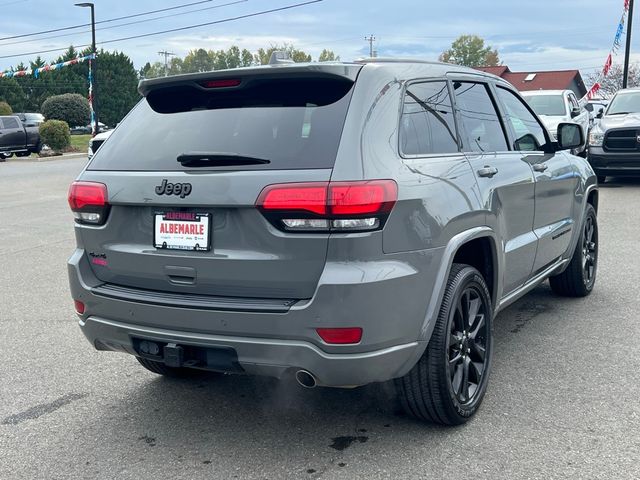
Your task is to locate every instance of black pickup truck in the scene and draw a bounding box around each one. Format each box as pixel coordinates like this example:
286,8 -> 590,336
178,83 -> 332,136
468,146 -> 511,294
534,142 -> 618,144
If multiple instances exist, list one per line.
0,115 -> 42,160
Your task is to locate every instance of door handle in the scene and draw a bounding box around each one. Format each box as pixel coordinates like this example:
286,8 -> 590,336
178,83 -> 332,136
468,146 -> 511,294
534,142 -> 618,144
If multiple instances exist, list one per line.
532,163 -> 548,172
477,166 -> 499,178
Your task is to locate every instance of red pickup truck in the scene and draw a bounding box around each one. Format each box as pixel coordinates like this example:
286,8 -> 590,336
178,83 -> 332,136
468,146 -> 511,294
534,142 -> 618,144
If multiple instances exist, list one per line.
0,115 -> 42,160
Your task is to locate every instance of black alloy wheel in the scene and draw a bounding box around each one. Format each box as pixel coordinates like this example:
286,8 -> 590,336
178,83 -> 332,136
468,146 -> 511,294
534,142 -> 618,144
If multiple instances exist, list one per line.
581,212 -> 597,289
447,286 -> 489,405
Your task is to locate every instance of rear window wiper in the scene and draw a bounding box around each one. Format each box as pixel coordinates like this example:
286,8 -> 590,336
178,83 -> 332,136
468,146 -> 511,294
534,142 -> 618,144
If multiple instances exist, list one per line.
177,152 -> 270,167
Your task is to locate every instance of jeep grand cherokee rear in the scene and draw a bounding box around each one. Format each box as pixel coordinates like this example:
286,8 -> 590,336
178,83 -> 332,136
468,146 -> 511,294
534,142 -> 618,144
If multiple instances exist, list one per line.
68,60 -> 598,426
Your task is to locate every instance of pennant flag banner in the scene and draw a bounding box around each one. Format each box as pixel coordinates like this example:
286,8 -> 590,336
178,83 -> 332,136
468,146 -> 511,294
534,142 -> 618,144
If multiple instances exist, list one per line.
0,53 -> 95,79
581,0 -> 630,103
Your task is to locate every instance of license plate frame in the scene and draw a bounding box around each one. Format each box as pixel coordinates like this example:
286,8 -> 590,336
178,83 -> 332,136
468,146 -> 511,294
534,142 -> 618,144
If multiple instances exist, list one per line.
153,212 -> 211,252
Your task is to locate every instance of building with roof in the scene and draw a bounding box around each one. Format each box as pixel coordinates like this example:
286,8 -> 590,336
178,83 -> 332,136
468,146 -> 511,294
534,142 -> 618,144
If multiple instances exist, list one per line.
474,66 -> 587,98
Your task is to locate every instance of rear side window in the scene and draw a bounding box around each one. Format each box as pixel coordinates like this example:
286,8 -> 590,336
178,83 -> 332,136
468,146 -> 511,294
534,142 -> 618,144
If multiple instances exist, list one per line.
2,117 -> 19,129
88,77 -> 355,171
452,82 -> 508,153
400,81 -> 459,156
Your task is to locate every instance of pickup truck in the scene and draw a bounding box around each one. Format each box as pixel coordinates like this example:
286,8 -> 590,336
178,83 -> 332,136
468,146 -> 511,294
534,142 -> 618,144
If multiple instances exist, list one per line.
0,115 -> 42,160
521,90 -> 590,157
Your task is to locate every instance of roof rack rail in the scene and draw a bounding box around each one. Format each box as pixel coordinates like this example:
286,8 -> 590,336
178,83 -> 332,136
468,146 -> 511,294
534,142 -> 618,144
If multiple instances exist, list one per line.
355,57 -> 445,65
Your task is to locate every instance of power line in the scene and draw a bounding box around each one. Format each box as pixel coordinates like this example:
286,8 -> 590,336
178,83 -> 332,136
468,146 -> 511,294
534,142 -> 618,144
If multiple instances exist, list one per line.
0,0 -> 323,60
0,0 -> 219,42
0,0 -> 248,47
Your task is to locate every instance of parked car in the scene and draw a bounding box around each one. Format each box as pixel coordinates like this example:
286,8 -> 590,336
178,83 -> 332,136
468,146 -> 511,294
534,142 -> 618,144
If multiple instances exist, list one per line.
15,112 -> 45,127
0,115 -> 42,160
87,129 -> 113,160
588,87 -> 640,183
71,122 -> 108,135
67,58 -> 599,425
521,89 -> 589,156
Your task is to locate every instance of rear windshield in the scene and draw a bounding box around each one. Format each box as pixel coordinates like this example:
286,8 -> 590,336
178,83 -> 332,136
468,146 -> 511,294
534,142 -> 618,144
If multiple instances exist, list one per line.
522,94 -> 567,116
88,77 -> 355,171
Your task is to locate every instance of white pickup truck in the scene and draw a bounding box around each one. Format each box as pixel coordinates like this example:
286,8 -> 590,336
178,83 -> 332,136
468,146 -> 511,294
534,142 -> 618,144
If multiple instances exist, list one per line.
521,89 -> 590,156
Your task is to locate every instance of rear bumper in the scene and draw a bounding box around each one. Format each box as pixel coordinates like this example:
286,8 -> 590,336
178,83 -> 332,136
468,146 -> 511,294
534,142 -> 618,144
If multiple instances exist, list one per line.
80,316 -> 423,387
69,245 -> 442,387
588,148 -> 640,176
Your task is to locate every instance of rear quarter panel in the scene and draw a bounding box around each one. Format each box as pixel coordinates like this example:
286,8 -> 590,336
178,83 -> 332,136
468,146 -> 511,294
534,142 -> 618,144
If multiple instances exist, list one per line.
330,64 -> 485,253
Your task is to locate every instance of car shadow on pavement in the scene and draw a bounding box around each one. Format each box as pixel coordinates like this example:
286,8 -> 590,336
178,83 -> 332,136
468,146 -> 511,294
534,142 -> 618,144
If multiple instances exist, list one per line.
599,176 -> 640,188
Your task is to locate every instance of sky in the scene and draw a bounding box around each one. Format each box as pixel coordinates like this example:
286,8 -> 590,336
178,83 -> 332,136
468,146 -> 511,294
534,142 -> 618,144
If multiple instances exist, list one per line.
0,0 -> 638,82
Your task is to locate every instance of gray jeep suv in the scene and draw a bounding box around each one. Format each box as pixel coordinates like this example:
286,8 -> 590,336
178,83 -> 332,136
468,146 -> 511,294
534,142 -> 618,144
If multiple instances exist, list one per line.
67,59 -> 598,425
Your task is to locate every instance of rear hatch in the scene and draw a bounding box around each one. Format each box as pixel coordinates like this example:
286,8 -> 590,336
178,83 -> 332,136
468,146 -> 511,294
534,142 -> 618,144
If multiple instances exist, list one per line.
77,66 -> 361,299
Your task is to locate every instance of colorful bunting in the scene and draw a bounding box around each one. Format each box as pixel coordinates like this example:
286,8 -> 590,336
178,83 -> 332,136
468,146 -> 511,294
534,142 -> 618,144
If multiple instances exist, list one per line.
582,0 -> 630,103
0,53 -> 95,79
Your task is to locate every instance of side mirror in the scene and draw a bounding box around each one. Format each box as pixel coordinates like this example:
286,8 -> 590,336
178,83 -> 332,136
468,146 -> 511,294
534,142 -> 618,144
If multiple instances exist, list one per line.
557,123 -> 584,151
596,108 -> 604,119
584,103 -> 594,113
570,107 -> 581,118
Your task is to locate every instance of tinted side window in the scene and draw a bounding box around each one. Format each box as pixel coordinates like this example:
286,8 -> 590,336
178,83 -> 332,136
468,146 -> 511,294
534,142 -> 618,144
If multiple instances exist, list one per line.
452,82 -> 508,153
496,88 -> 547,151
400,81 -> 459,156
3,117 -> 19,129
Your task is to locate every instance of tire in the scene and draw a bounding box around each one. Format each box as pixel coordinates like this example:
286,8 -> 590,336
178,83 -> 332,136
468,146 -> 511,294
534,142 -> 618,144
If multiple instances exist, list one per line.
396,264 -> 493,425
0,153 -> 6,162
16,152 -> 30,158
549,204 -> 598,297
136,356 -> 206,378
33,141 -> 43,154
597,175 -> 606,184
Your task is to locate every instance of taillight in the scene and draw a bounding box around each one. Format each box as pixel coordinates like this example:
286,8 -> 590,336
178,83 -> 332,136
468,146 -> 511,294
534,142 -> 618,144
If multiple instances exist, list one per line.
68,181 -> 109,225
256,180 -> 397,232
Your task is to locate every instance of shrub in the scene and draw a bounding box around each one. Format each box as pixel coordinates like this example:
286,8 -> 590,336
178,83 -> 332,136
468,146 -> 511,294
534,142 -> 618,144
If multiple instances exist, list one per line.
41,93 -> 90,128
0,101 -> 12,115
39,120 -> 70,152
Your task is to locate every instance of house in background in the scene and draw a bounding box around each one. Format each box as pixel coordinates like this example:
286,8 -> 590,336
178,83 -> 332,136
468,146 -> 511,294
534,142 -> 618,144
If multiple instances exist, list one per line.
474,66 -> 587,98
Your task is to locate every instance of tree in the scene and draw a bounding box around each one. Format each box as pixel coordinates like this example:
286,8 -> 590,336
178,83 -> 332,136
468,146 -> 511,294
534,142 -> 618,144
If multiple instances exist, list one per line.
42,93 -> 90,127
318,49 -> 340,62
0,78 -> 23,111
93,50 -> 141,126
0,101 -> 12,115
439,35 -> 500,67
586,63 -> 640,98
254,44 -> 312,65
183,48 -> 214,73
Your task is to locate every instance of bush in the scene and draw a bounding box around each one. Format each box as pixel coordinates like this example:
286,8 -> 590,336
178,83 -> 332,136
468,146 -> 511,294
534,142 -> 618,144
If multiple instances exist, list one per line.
39,120 -> 70,152
0,101 -> 12,115
41,93 -> 90,128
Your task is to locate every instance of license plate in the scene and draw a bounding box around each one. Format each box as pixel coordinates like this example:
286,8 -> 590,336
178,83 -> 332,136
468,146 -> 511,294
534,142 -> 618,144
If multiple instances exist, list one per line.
154,212 -> 211,251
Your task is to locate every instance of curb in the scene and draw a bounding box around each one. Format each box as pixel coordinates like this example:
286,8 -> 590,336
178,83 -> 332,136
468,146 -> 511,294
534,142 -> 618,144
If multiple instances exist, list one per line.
6,153 -> 87,163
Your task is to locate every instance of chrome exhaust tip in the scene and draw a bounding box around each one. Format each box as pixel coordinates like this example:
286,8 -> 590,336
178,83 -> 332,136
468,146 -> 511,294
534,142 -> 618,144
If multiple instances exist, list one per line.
295,370 -> 317,388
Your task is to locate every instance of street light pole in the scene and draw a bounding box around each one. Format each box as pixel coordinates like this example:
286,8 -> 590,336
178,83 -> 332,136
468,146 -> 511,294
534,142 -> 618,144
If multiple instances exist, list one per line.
623,0 -> 634,89
75,2 -> 98,136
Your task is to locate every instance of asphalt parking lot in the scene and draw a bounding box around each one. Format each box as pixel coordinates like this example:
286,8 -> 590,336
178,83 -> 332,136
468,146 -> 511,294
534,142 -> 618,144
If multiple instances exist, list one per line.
1,157 -> 639,480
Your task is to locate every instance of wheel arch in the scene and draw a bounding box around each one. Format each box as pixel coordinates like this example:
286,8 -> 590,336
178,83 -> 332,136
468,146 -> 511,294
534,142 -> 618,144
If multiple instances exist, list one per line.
417,227 -> 501,344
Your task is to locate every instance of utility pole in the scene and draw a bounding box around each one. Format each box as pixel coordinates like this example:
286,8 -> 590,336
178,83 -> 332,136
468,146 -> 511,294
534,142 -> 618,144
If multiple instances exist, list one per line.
158,50 -> 175,77
624,0 -> 635,88
364,35 -> 376,58
75,2 -> 98,136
